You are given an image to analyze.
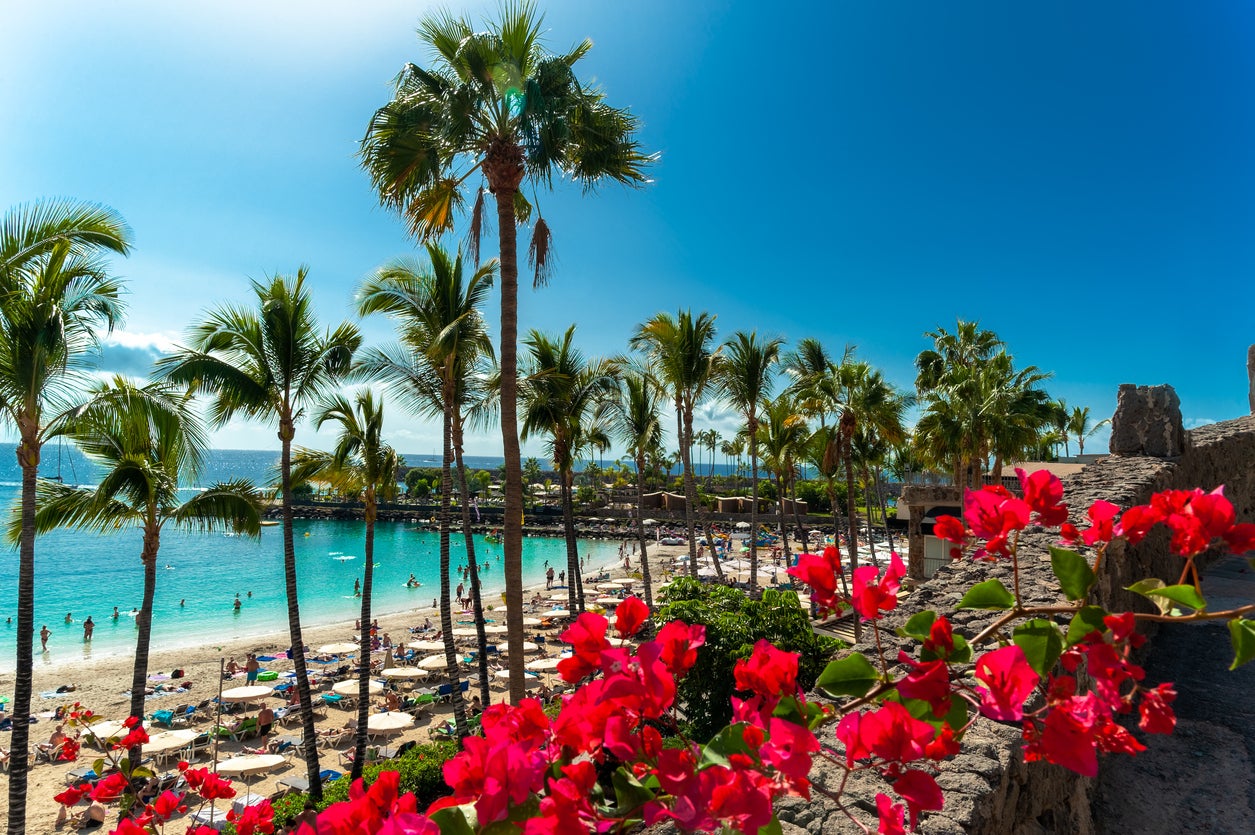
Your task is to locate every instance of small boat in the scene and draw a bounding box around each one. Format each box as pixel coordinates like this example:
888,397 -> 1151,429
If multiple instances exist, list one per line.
659,536 -> 687,546
260,520 -> 280,527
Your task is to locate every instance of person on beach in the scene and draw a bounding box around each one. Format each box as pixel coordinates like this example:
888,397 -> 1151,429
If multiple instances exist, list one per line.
83,617 -> 94,642
40,624 -> 50,652
546,567 -> 554,589
179,599 -> 185,607
558,570 -> 565,586
245,654 -> 259,684
456,581 -> 465,601
226,658 -> 241,676
257,705 -> 274,737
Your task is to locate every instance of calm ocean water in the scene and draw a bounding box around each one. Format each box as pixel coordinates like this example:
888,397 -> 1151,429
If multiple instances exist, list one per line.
0,445 -> 623,673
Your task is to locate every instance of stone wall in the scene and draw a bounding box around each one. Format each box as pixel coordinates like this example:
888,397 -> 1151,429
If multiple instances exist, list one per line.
776,414 -> 1255,834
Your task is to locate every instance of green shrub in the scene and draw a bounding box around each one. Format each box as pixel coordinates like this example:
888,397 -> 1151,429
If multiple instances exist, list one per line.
317,740 -> 458,811
655,578 -> 842,742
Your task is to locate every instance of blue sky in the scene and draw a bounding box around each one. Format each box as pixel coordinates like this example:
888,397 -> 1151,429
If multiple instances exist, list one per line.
2,1 -> 1253,458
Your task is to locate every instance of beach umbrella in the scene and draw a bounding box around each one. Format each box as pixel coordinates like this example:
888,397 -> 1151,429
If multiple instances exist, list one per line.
367,712 -> 414,733
451,627 -> 479,638
483,624 -> 507,635
381,668 -> 429,680
735,522 -> 751,529
217,754 -> 285,780
495,641 -> 539,653
222,685 -> 275,704
521,617 -> 542,627
607,578 -> 635,586
525,657 -> 563,672
595,582 -> 621,591
642,519 -> 658,526
83,720 -> 127,742
545,609 -> 570,618
418,655 -> 452,671
493,669 -> 514,680
548,593 -> 569,602
332,679 -> 383,697
594,596 -> 621,605
319,642 -> 359,655
407,640 -> 445,652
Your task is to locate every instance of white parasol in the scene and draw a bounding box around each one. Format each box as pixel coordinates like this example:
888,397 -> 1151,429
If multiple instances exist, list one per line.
217,754 -> 285,778
222,685 -> 274,704
318,642 -> 360,655
366,712 -> 414,733
407,640 -> 445,652
381,667 -> 429,680
331,679 -> 383,697
525,657 -> 563,672
418,655 -> 453,671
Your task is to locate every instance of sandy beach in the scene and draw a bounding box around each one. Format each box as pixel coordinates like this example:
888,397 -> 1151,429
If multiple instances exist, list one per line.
0,541 -> 706,832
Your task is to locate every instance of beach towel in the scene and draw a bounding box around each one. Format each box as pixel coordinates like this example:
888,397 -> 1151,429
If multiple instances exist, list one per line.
257,655 -> 279,662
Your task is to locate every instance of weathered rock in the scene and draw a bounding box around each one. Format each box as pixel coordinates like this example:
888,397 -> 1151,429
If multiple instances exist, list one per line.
1108,384 -> 1187,458
1248,344 -> 1255,414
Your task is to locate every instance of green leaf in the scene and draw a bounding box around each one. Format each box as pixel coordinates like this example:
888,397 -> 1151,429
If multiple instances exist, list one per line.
92,758 -> 105,778
1050,547 -> 1096,600
701,723 -> 752,768
1066,606 -> 1108,646
429,803 -> 477,835
947,634 -> 973,664
1229,619 -> 1255,670
897,610 -> 937,642
611,766 -> 655,815
1142,584 -> 1207,612
957,578 -> 1015,610
1013,618 -> 1064,677
1126,579 -> 1172,614
816,653 -> 881,698
759,817 -> 784,835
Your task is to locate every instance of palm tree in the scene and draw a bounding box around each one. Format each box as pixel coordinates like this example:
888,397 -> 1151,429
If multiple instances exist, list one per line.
718,331 -> 782,590
356,246 -> 495,726
0,199 -> 131,833
1069,406 -> 1110,457
1050,398 -> 1070,457
157,269 -> 360,800
606,366 -> 665,611
520,326 -> 615,613
720,436 -> 744,492
291,390 -> 398,780
25,380 -> 260,766
630,311 -> 720,579
756,394 -> 809,566
802,423 -> 851,601
360,4 -> 652,704
840,362 -> 910,563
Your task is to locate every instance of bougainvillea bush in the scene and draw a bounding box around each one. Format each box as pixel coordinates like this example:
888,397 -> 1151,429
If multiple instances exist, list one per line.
88,469 -> 1255,834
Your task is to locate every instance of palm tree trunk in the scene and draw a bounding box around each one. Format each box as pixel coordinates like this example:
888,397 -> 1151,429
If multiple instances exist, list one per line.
280,417 -> 323,798
680,405 -> 700,578
452,431 -> 491,709
127,526 -> 160,766
775,473 -> 791,565
634,452 -> 654,611
560,473 -> 581,613
874,467 -> 895,554
789,470 -> 805,557
827,482 -> 851,601
843,447 -> 861,642
439,399 -> 469,739
352,491 -> 376,781
492,184 -> 526,706
8,434 -> 38,835
748,423 -> 760,591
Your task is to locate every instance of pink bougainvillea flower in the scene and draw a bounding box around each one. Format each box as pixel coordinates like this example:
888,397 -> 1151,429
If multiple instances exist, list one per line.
614,595 -> 649,638
893,768 -> 944,830
922,616 -> 955,659
557,612 -> 610,682
226,799 -> 275,835
964,486 -> 1030,553
973,645 -> 1039,721
1223,522 -> 1255,555
1112,502 -> 1156,545
895,653 -> 952,718
734,639 -> 800,700
787,552 -> 842,616
150,790 -> 188,821
54,784 -> 89,806
656,620 -> 705,678
850,553 -> 906,621
876,792 -> 906,835
1016,468 -> 1069,527
1138,682 -> 1177,734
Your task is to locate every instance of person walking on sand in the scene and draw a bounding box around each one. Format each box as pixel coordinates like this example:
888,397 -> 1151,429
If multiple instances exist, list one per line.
40,624 -> 50,652
546,566 -> 554,589
83,617 -> 94,642
246,653 -> 259,684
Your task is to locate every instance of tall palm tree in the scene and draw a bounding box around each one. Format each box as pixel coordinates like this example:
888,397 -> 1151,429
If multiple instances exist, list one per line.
291,390 -> 398,780
360,4 -> 652,704
840,363 -> 910,563
24,380 -> 260,765
756,394 -> 809,567
356,246 -> 495,725
803,423 -> 851,601
0,199 -> 131,833
720,436 -> 744,492
606,366 -> 665,611
718,331 -> 782,590
520,326 -> 615,613
1050,398 -> 1070,457
157,269 -> 360,800
630,311 -> 720,579
1069,406 -> 1110,457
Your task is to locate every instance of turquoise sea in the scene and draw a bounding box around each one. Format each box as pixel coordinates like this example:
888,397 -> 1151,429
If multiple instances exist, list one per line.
0,446 -> 623,673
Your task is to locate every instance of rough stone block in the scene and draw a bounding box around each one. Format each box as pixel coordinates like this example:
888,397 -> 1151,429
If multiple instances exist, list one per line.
1109,384 -> 1187,458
